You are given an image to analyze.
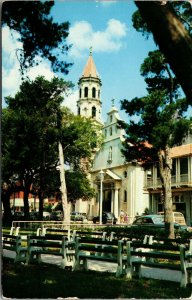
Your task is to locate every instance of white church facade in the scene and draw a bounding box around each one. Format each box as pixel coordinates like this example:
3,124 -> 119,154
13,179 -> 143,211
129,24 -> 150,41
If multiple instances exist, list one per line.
75,50 -> 149,222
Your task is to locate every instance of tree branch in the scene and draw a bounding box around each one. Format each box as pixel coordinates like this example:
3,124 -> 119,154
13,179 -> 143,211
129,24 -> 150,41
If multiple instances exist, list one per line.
135,1 -> 192,103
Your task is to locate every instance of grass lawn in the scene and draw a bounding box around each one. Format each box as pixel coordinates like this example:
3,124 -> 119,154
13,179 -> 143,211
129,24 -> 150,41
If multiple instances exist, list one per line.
2,258 -> 192,299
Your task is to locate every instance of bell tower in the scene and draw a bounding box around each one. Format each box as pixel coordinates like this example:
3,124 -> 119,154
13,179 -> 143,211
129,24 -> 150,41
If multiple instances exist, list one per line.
77,48 -> 102,124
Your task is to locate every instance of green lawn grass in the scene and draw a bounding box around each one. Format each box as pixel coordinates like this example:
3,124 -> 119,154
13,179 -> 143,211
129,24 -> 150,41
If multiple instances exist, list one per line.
2,258 -> 192,299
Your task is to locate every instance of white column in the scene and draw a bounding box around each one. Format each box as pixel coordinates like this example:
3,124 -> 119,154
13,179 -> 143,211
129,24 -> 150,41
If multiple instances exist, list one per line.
114,187 -> 119,219
130,168 -> 135,222
99,170 -> 104,224
189,157 -> 192,183
111,190 -> 114,213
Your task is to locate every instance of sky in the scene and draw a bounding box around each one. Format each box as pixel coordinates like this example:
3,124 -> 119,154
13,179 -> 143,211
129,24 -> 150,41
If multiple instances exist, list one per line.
3,0 -> 160,123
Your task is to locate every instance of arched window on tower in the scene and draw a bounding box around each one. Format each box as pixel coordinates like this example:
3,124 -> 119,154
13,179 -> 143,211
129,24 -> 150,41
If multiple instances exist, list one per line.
78,107 -> 81,115
84,87 -> 88,97
92,106 -> 96,118
92,87 -> 96,98
98,90 -> 100,99
79,88 -> 82,98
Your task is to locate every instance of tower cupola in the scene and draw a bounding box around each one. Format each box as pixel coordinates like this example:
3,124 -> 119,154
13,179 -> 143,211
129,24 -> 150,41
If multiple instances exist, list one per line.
77,48 -> 102,123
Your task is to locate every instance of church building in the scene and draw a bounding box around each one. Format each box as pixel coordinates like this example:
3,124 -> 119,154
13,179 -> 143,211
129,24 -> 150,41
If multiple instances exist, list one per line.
76,50 -> 149,222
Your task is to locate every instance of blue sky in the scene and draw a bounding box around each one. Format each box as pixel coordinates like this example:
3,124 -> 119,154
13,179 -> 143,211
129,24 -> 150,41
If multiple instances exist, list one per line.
3,1 -> 158,122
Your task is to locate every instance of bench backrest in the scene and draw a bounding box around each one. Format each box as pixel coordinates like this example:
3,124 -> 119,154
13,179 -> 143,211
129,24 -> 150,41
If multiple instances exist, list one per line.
148,235 -> 192,247
126,240 -> 187,262
75,237 -> 124,257
73,230 -> 107,240
2,234 -> 22,252
27,235 -> 66,248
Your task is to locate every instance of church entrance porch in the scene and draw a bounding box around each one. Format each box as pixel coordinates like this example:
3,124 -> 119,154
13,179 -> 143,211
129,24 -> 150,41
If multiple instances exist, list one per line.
95,169 -> 122,219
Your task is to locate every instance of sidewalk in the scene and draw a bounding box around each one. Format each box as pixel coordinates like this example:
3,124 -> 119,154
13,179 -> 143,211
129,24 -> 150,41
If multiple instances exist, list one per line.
3,249 -> 182,283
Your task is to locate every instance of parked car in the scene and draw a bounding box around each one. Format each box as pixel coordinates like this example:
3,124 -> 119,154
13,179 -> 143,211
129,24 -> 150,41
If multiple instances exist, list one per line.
157,211 -> 186,226
131,214 -> 188,231
50,210 -> 63,221
93,212 -> 117,224
71,212 -> 87,222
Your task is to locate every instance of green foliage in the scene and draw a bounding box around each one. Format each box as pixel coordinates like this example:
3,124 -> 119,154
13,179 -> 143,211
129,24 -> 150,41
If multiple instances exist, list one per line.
103,225 -> 192,240
2,1 -> 72,75
2,76 -> 70,180
61,110 -> 102,167
66,169 -> 95,202
2,76 -> 71,220
140,51 -> 181,100
132,9 -> 150,38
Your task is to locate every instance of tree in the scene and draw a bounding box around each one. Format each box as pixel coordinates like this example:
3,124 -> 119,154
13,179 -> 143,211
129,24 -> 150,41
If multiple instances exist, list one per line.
58,108 -> 102,222
134,1 -> 192,103
119,50 -> 191,239
2,76 -> 72,220
2,79 -> 101,223
66,169 -> 95,202
2,1 -> 72,75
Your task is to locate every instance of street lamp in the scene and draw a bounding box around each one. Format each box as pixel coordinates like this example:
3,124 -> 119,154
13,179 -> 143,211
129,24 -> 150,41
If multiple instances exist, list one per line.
99,170 -> 104,225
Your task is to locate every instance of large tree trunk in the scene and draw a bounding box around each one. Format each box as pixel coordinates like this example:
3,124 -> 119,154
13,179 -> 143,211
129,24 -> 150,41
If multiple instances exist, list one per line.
23,181 -> 30,220
23,190 -> 30,220
158,146 -> 175,239
2,183 -> 12,226
135,1 -> 192,103
58,142 -> 70,223
38,191 -> 44,220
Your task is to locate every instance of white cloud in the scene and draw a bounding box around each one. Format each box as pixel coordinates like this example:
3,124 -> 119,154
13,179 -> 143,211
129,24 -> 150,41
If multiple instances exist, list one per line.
26,59 -> 54,81
62,90 -> 78,114
68,19 -> 128,57
99,0 -> 117,6
2,26 -> 54,105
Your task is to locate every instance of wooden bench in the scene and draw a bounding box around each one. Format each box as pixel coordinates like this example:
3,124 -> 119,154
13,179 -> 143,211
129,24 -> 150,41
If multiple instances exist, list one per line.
11,226 -> 43,238
45,233 -> 76,267
26,235 -> 66,267
42,228 -> 108,241
26,234 -> 77,268
42,227 -> 69,236
73,230 -> 107,240
73,237 -> 126,277
125,240 -> 192,287
2,234 -> 27,263
148,235 -> 192,247
9,226 -> 20,236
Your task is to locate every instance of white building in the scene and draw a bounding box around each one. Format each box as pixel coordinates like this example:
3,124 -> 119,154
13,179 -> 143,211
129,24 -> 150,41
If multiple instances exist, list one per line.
76,50 -> 149,222
145,134 -> 192,226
